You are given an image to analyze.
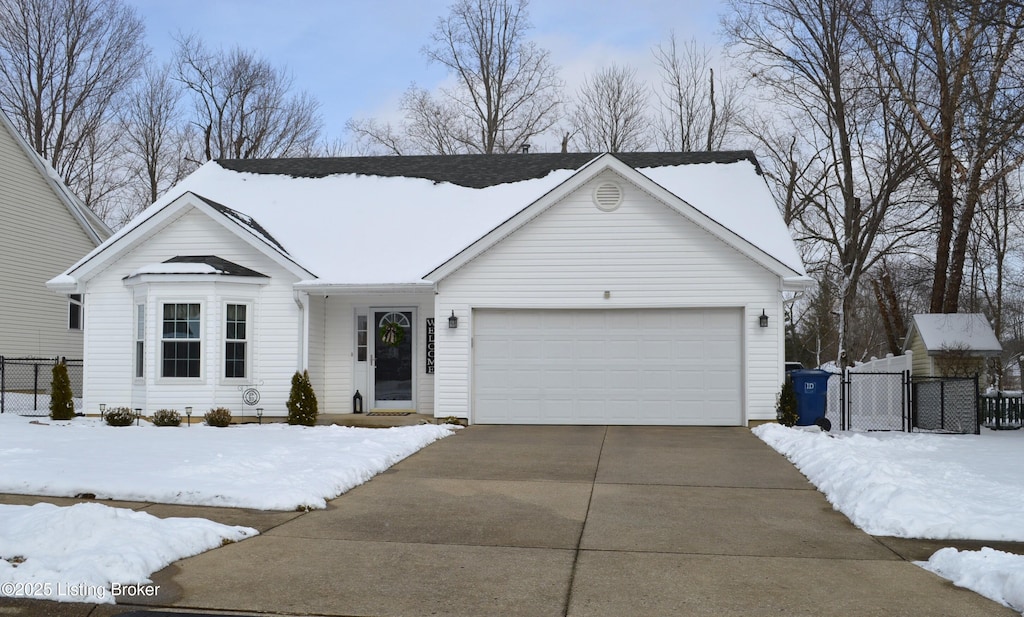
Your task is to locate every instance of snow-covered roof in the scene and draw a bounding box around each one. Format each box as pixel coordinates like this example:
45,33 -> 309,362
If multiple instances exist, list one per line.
907,314 -> 1002,355
57,152 -> 807,287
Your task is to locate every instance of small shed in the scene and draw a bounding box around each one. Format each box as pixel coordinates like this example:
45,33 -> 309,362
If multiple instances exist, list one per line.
904,314 -> 1002,378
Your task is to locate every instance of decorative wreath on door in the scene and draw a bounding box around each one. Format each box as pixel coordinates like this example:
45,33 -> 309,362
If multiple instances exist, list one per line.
379,320 -> 406,347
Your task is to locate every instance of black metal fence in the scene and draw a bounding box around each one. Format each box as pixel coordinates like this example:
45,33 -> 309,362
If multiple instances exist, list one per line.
0,356 -> 83,416
823,371 -> 980,434
911,376 -> 980,435
980,392 -> 1023,430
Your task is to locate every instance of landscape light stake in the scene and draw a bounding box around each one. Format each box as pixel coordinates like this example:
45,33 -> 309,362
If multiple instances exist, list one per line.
185,407 -> 192,427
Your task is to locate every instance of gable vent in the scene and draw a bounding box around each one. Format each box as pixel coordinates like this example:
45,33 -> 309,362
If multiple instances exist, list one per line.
592,182 -> 623,212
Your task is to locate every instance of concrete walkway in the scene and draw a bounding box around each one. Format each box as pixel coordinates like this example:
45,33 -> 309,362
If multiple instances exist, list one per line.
1,426 -> 1018,616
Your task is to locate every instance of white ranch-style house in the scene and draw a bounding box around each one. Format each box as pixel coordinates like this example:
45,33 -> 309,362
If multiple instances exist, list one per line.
48,152 -> 810,425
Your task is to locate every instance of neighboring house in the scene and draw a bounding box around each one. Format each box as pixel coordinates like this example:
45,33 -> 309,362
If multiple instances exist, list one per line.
0,108 -> 110,358
48,152 -> 810,425
904,314 -> 1002,379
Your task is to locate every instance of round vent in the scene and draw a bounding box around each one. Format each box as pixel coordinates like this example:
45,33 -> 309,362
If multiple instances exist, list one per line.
592,182 -> 623,212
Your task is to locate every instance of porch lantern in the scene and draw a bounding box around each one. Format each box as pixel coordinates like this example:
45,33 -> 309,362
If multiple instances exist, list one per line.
759,309 -> 769,328
256,407 -> 263,425
185,406 -> 192,426
353,390 -> 363,414
448,310 -> 458,329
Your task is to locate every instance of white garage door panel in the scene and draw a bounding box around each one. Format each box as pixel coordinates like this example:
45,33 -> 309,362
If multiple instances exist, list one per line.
473,308 -> 742,425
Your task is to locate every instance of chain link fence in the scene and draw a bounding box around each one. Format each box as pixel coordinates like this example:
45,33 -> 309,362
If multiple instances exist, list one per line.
0,357 -> 83,416
911,376 -> 980,435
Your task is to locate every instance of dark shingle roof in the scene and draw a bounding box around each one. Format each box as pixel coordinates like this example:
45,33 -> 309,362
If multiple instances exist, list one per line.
164,255 -> 268,278
216,151 -> 761,189
192,194 -> 288,253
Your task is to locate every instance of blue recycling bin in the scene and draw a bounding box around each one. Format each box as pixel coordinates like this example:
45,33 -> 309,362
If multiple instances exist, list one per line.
790,369 -> 831,426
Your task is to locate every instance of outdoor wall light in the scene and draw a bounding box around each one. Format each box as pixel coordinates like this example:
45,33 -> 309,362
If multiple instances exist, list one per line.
448,310 -> 458,329
256,407 -> 263,425
759,309 -> 769,328
185,406 -> 192,426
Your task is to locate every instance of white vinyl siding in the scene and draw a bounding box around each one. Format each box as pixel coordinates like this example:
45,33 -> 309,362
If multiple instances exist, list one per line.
0,118 -> 98,357
435,170 -> 785,423
80,206 -> 300,417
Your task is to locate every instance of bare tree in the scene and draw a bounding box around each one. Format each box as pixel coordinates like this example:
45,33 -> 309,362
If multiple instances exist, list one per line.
653,33 -> 742,151
570,64 -> 650,152
725,0 -> 929,364
0,0 -> 146,203
855,0 -> 1024,314
118,62 -> 190,217
175,34 -> 323,161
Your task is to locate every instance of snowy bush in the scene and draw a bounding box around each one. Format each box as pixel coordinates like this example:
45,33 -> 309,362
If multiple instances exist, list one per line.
49,361 -> 75,420
152,409 -> 181,427
287,370 -> 318,426
104,407 -> 136,427
204,407 -> 232,427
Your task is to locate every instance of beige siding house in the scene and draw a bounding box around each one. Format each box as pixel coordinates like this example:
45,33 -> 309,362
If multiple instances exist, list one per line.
904,314 -> 1002,379
0,109 -> 109,358
50,153 -> 810,425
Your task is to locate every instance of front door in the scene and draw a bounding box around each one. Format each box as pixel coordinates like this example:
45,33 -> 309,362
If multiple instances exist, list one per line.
372,310 -> 414,409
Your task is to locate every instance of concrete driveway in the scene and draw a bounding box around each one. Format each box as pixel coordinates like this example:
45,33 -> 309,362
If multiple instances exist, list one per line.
2,425 -> 1017,616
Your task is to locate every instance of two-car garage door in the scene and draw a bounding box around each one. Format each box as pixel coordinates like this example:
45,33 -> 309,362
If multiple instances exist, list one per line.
472,308 -> 743,425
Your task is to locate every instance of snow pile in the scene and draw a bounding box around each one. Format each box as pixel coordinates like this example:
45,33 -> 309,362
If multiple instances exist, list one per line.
752,423 -> 1024,540
0,414 -> 458,510
754,424 -> 1024,615
919,548 -> 1024,615
0,502 -> 255,603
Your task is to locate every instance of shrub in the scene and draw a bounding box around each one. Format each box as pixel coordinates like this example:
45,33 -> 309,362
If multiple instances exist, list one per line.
152,409 -> 181,427
776,377 -> 799,427
204,407 -> 232,427
286,370 -> 318,426
105,407 -> 136,427
49,360 -> 75,420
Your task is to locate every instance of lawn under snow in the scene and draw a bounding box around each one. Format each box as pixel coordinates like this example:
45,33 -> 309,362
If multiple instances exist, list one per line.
0,414 -> 457,603
754,424 -> 1024,614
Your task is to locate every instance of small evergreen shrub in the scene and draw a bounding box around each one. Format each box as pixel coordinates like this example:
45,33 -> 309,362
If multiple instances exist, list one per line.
286,370 -> 318,426
49,361 -> 75,420
105,407 -> 136,427
204,407 -> 232,427
776,378 -> 799,427
152,409 -> 181,427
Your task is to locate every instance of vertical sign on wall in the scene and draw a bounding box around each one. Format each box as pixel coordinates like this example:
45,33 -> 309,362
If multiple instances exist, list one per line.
425,318 -> 435,374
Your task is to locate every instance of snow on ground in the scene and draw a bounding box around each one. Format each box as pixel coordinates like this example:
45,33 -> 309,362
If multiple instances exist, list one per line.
754,424 -> 1024,614
0,414 -> 457,603
0,502 -> 255,603
0,413 -> 457,510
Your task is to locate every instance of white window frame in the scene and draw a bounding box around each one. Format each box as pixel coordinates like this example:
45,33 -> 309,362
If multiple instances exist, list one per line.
68,294 -> 83,331
134,304 -> 145,380
160,301 -> 203,380
223,302 -> 251,381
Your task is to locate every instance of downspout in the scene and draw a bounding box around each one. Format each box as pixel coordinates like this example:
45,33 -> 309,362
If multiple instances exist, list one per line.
294,290 -> 309,371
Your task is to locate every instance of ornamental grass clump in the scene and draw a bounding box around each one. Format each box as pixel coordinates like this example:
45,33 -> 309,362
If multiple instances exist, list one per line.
152,409 -> 181,427
286,370 -> 318,426
104,407 -> 136,427
49,360 -> 75,420
204,407 -> 232,427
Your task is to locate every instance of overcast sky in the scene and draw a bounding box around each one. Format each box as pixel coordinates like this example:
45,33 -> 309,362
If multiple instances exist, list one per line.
124,0 -> 730,148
